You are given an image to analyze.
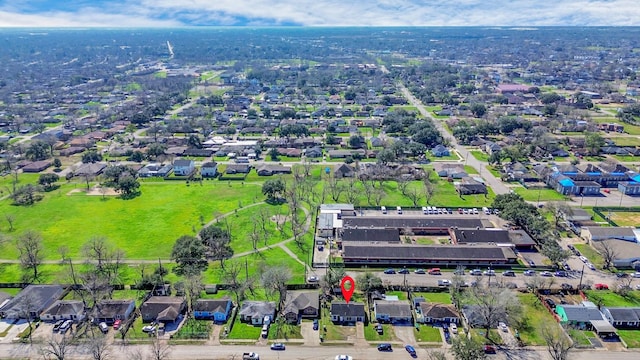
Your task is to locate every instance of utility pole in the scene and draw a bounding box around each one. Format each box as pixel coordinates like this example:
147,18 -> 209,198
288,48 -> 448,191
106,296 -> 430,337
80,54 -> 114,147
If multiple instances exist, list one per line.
578,264 -> 585,289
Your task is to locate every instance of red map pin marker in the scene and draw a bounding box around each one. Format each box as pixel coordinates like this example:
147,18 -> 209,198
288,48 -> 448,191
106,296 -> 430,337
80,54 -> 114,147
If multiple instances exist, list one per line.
340,276 -> 355,303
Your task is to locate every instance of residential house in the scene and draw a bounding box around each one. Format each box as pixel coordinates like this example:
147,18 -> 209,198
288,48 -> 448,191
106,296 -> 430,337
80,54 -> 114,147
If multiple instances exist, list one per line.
282,291 -> 319,324
0,285 -> 64,319
22,160 -> 53,173
618,181 -> 640,195
200,162 -> 219,178
580,227 -> 637,242
431,145 -> 450,157
462,305 -> 507,328
40,300 -> 86,323
138,163 -> 173,177
305,147 -> 323,158
334,163 -> 356,178
433,163 -> 467,179
238,301 -> 276,325
193,299 -> 233,323
484,142 -> 502,155
327,149 -> 366,159
224,164 -> 251,174
330,301 -> 366,324
417,303 -> 460,324
91,300 -> 136,325
140,296 -> 186,323
374,300 -> 413,324
455,177 -> 488,195
183,148 -> 214,157
554,304 -> 606,329
602,307 -> 640,329
74,163 -> 107,177
256,164 -> 292,176
173,159 -> 195,176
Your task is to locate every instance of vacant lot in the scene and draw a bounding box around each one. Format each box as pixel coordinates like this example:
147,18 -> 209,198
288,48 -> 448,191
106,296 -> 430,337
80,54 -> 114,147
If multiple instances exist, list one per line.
584,290 -> 640,307
513,187 -> 567,202
609,211 -> 640,227
516,293 -> 559,346
574,244 -> 604,268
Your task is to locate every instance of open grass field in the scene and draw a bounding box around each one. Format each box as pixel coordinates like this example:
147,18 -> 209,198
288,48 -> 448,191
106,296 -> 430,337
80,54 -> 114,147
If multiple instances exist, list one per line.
363,323 -> 398,342
613,137 -> 640,147
516,293 -> 558,346
584,290 -> 640,307
513,187 -> 568,202
609,211 -> 640,227
618,329 -> 640,348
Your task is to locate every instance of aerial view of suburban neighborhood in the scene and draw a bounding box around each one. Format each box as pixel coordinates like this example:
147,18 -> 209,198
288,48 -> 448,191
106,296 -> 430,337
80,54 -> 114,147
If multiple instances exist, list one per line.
3,26 -> 640,360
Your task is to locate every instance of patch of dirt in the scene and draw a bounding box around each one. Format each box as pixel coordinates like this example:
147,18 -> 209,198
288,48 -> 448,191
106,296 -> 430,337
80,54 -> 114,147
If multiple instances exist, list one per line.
67,186 -> 119,196
271,214 -> 289,225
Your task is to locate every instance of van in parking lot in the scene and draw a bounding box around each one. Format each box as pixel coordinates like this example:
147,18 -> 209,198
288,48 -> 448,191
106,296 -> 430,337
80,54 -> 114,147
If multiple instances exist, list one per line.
422,206 -> 428,214
397,206 -> 402,214
381,206 -> 387,214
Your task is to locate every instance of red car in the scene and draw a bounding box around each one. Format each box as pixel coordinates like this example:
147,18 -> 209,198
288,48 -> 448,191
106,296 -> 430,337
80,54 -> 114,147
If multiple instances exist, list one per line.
483,345 -> 496,354
595,283 -> 609,290
113,319 -> 122,330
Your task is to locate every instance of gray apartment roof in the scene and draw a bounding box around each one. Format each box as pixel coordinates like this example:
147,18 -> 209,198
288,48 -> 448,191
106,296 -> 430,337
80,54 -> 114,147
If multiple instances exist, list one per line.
92,300 -> 135,318
584,226 -> 637,239
342,216 -> 491,230
343,244 -> 515,262
194,299 -> 232,313
452,228 -> 512,244
559,305 -> 605,322
0,285 -> 64,316
375,300 -> 412,317
604,307 -> 640,322
41,300 -> 84,317
320,204 -> 355,212
341,228 -> 400,243
330,301 -> 365,317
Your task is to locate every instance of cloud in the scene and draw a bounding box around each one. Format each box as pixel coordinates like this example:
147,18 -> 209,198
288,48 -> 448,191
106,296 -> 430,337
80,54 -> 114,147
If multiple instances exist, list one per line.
0,0 -> 638,27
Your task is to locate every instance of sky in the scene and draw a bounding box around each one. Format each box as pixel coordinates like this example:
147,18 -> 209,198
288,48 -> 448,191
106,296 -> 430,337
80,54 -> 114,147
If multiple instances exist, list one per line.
0,0 -> 639,27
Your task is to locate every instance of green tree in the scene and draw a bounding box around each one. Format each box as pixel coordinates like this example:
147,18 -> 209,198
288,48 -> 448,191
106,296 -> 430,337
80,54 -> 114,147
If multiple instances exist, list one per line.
376,148 -> 396,165
171,235 -> 208,276
128,150 -> 144,162
585,132 -> 605,155
146,143 -> 167,159
200,225 -> 233,267
53,158 -> 62,169
38,173 -> 59,191
348,135 -> 365,148
269,147 -> 280,161
470,103 -> 487,118
82,150 -> 103,164
115,176 -> 140,199
450,336 -> 486,360
356,272 -> 383,302
26,141 -> 50,161
262,178 -> 286,202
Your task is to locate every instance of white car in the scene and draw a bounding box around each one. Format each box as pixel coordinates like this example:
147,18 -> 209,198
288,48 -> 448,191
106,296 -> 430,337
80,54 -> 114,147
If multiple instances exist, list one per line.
335,356 -> 353,360
450,323 -> 458,334
632,272 -> 640,278
587,263 -> 596,270
540,271 -> 553,277
579,256 -> 588,263
438,279 -> 452,287
499,322 -> 508,332
307,276 -> 319,283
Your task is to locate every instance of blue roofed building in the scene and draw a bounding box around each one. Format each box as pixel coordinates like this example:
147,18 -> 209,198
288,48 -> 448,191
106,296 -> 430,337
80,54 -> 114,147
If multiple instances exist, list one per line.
618,181 -> 640,195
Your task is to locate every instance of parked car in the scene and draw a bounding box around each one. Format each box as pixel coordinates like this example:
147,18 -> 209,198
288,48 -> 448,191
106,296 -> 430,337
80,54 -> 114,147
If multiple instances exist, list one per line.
376,324 -> 383,334
398,268 -> 410,274
414,269 -> 426,274
98,322 -> 108,334
313,319 -> 319,331
524,270 -> 536,276
632,272 -> 640,278
59,320 -> 73,334
502,270 -> 515,277
470,269 -> 483,276
528,260 -> 536,267
483,345 -> 497,354
561,283 -> 573,290
579,256 -> 588,263
563,263 -> 571,271
499,322 -> 508,332
384,269 -> 396,274
113,319 -> 121,330
567,244 -> 575,251
52,320 -> 65,332
335,356 -> 352,360
616,272 -> 629,278
428,268 -> 442,275
483,269 -> 496,276
307,276 -> 319,283
142,325 -> 156,333
450,323 -> 458,334
404,344 -> 417,357
554,271 -> 568,277
595,283 -> 609,290
587,263 -> 596,270
377,343 -> 393,352
540,271 -> 553,277
270,343 -> 286,351
438,279 -> 452,287
545,298 -> 556,308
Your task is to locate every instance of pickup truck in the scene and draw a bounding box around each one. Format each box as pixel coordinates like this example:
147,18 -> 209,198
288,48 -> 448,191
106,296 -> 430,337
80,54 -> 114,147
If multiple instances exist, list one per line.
243,352 -> 260,360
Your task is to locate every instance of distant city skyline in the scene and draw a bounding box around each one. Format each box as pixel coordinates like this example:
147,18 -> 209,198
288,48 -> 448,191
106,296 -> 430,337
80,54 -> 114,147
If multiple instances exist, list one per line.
0,0 -> 639,27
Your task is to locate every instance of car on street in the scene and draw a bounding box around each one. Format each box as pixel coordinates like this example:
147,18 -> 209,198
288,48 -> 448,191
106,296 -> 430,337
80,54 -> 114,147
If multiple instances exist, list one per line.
616,272 -> 629,278
384,269 -> 396,274
540,271 -> 553,277
554,271 -> 568,277
142,325 -> 156,333
524,270 -> 536,276
313,319 -> 319,331
636,284 -> 640,290
438,279 -> 452,287
587,263 -> 596,270
567,244 -> 575,251
377,343 -> 393,352
502,270 -> 516,277
632,272 -> 640,278
113,319 -> 121,330
414,269 -> 426,274
483,269 -> 496,276
483,345 -> 497,354
428,268 -> 442,275
398,268 -> 410,274
499,322 -> 508,332
335,356 -> 352,360
307,276 -> 319,283
270,343 -> 286,351
404,345 -> 417,357
563,263 -> 571,271
528,260 -> 536,267
545,298 -> 556,308
561,283 -> 573,290
579,256 -> 588,263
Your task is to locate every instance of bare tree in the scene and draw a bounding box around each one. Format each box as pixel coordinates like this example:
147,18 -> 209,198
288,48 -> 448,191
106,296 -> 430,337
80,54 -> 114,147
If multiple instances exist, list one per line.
86,335 -> 111,360
545,202 -> 573,229
221,259 -> 246,304
426,350 -> 448,360
249,222 -> 261,251
423,177 -> 435,204
466,286 -> 522,340
260,265 -> 292,311
16,230 -> 44,282
594,240 -> 618,269
615,276 -> 633,296
327,176 -> 345,202
40,334 -> 72,360
5,214 -> 15,232
541,323 -> 573,360
372,188 -> 386,207
450,335 -> 487,360
397,177 -> 410,196
405,186 -> 423,207
183,273 -> 203,315
148,336 -> 172,360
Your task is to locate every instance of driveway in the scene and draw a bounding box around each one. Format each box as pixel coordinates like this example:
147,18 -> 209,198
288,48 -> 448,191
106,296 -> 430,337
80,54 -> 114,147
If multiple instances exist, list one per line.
392,325 -> 417,345
301,322 -> 320,346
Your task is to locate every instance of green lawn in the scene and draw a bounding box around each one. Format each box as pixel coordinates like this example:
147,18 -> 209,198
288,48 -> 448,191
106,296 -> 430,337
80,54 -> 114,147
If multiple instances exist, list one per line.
269,321 -> 303,340
413,324 -> 442,342
613,137 -> 640,147
173,318 -> 212,340
618,330 -> 640,348
513,187 -> 568,202
319,307 -> 356,341
227,316 -> 261,340
0,180 -> 265,260
584,290 -> 640,307
414,292 -> 452,304
516,293 -> 558,346
469,150 -> 490,162
573,244 -> 604,268
363,323 -> 398,342
568,329 -> 594,346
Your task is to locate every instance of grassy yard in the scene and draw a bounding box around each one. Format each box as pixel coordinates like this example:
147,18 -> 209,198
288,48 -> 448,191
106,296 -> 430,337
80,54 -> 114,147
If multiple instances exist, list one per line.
227,316 -> 261,340
568,329 -> 594,346
413,324 -> 442,342
583,290 -> 640,307
269,321 -> 303,340
516,293 -> 559,346
469,150 -> 490,162
613,137 -> 640,147
363,323 -> 398,342
573,244 -> 604,268
609,211 -> 640,227
618,330 -> 640,348
173,318 -> 212,340
513,187 -> 568,202
319,307 -> 356,341
414,292 -> 452,304
470,328 -> 503,345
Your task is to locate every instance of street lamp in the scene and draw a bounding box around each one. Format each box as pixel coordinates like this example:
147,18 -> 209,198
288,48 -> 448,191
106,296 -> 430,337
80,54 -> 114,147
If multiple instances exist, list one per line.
619,190 -> 625,207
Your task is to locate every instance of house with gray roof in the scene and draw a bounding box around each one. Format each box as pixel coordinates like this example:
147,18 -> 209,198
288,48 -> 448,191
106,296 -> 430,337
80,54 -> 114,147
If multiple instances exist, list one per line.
282,291 -> 319,324
40,300 -> 86,323
0,285 -> 64,319
554,304 -> 606,329
580,226 -> 637,242
602,307 -> 640,329
239,301 -> 275,325
91,299 -> 136,325
374,300 -> 413,324
140,296 -> 185,323
330,301 -> 366,324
